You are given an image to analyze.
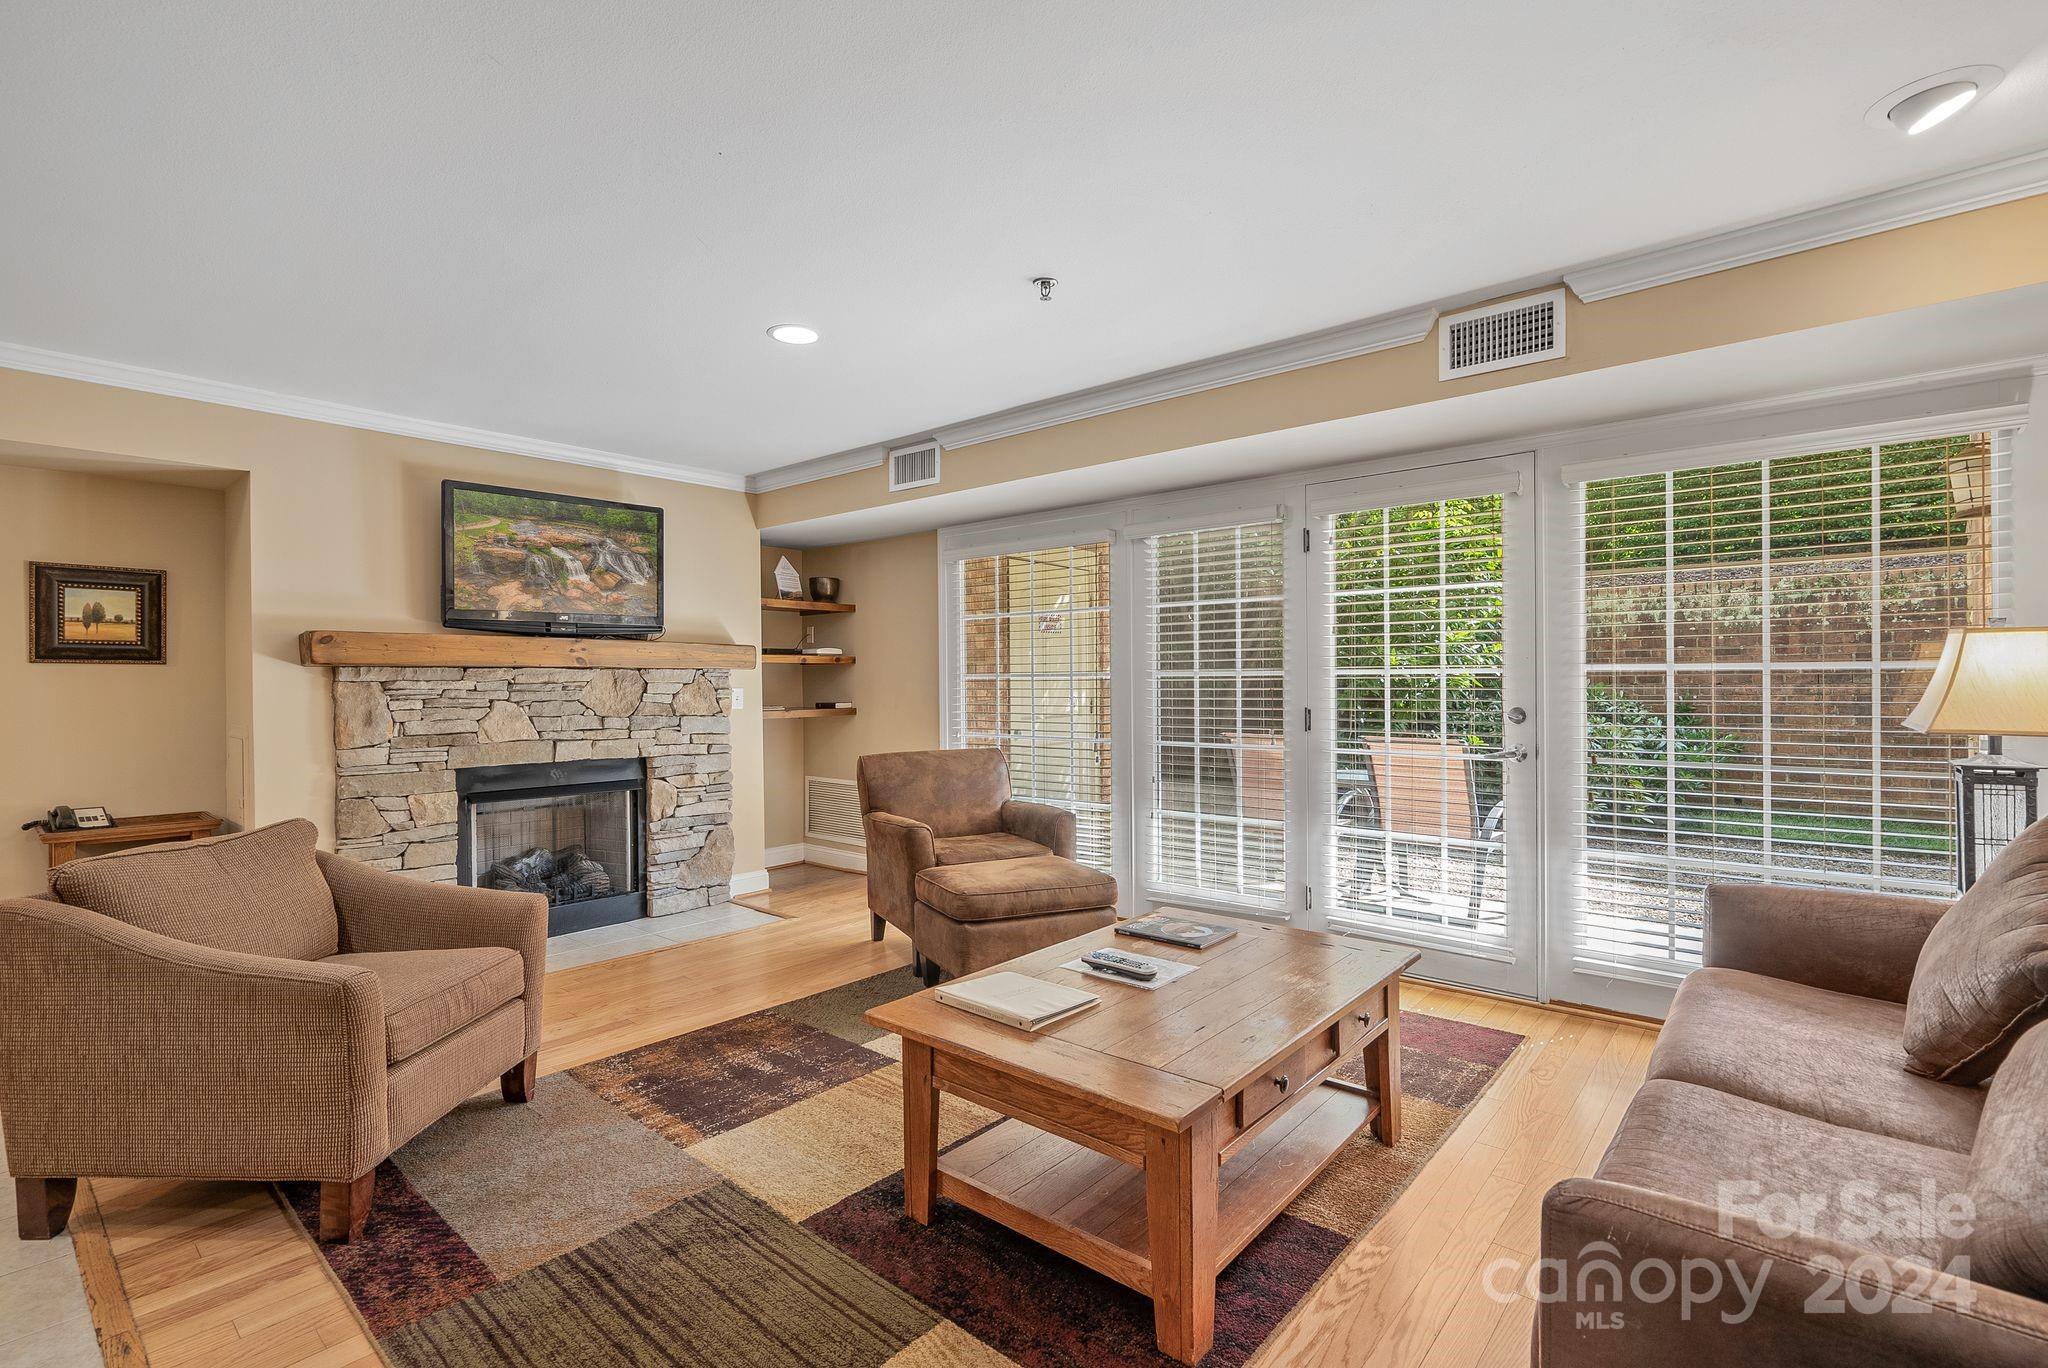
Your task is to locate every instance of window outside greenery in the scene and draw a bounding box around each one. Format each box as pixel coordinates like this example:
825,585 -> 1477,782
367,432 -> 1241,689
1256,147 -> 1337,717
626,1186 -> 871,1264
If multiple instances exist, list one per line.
1578,433 -> 1997,968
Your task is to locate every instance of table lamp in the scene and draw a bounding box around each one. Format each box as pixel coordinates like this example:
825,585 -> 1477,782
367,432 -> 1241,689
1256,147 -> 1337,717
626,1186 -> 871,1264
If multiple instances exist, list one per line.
1904,626 -> 2048,888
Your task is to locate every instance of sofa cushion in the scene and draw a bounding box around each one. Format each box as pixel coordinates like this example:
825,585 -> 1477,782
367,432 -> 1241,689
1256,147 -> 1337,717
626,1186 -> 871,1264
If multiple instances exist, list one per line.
324,947 -> 523,1064
1648,967 -> 1983,1152
858,748 -> 1010,837
49,818 -> 338,961
933,832 -> 1049,865
1904,819 -> 2048,1083
915,855 -> 1118,923
1598,1079 -> 1967,1263
1948,1022 -> 2048,1298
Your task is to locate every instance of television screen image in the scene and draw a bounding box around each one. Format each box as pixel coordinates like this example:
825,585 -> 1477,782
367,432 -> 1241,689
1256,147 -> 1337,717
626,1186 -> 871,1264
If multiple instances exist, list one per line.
443,482 -> 664,635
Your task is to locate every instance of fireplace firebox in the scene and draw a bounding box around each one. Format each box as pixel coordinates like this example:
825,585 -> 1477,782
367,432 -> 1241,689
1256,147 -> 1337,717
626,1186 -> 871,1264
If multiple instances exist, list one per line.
456,759 -> 644,936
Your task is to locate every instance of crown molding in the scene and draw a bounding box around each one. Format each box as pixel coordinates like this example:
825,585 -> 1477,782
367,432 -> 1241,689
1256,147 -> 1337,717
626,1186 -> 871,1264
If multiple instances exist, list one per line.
745,441 -> 892,493
1563,145 -> 2048,303
745,305 -> 1440,493
937,305 -> 1440,450
0,340 -> 750,491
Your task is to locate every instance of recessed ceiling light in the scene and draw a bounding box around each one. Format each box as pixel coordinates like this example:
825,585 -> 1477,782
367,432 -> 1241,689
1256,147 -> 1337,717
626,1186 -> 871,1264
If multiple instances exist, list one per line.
1893,82 -> 1979,134
1867,65 -> 2002,135
767,324 -> 819,345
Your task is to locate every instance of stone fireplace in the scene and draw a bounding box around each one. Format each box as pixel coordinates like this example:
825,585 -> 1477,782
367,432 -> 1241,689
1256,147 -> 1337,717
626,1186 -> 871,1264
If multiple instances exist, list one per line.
328,664 -> 734,927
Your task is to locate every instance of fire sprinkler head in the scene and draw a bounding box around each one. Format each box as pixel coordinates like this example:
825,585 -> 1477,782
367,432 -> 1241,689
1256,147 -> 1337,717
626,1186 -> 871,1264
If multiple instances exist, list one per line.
1033,276 -> 1057,302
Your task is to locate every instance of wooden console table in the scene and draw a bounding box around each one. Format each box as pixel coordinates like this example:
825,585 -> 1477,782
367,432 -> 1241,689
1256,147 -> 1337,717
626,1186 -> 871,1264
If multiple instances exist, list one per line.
38,811 -> 224,868
866,914 -> 1417,1363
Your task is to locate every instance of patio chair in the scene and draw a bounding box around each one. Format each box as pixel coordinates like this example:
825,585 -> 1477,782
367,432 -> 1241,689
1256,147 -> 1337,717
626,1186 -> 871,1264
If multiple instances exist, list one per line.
1335,737 -> 1507,918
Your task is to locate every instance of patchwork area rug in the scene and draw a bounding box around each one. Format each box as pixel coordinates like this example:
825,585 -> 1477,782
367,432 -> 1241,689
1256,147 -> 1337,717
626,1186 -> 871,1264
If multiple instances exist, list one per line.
285,967 -> 1521,1368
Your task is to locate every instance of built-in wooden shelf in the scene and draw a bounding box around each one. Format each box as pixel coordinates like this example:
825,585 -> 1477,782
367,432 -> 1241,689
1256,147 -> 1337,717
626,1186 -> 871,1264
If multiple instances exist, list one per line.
761,597 -> 855,615
764,708 -> 858,720
37,811 -> 225,868
299,630 -> 756,670
762,654 -> 855,667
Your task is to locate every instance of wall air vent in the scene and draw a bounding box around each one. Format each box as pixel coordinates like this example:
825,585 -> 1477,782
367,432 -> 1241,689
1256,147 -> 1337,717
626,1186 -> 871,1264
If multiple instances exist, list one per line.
1439,289 -> 1567,380
805,776 -> 864,843
887,440 -> 942,492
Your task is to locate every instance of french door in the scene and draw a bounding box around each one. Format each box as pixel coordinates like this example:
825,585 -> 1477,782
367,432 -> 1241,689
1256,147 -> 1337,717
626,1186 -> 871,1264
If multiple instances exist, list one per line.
1301,455 -> 1541,996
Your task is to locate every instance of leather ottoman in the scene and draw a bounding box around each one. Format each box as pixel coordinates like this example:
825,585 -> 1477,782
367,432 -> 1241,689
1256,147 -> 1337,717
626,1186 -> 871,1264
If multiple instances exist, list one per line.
911,854 -> 1118,982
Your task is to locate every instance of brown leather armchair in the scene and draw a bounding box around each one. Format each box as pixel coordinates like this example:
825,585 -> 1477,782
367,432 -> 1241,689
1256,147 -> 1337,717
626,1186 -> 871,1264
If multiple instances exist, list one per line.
0,819 -> 545,1243
858,748 -> 1116,982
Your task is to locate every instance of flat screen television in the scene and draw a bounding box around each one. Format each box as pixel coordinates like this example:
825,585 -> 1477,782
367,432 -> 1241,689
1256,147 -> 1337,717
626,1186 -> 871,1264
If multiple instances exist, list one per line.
442,480 -> 664,637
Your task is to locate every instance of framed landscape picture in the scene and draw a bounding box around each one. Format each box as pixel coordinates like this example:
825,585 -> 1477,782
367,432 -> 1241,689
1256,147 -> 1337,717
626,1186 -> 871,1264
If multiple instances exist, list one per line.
29,562 -> 165,664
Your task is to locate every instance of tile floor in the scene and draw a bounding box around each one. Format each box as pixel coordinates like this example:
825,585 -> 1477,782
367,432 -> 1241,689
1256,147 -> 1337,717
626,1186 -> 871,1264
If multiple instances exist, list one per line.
0,1178 -> 98,1368
542,901 -> 779,972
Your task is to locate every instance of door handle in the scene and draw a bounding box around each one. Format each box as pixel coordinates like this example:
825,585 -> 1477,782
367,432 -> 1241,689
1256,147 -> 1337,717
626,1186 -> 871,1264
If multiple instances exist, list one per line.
1471,746 -> 1529,762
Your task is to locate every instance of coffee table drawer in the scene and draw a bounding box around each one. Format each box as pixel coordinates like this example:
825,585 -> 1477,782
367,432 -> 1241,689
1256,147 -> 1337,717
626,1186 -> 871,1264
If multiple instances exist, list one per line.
1336,984 -> 1390,1056
1235,1044 -> 1307,1130
1233,1022 -> 1344,1132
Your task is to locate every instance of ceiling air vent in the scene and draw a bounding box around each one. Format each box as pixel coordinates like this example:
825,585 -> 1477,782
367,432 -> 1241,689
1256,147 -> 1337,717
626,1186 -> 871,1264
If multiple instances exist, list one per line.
887,440 -> 942,492
1438,289 -> 1567,380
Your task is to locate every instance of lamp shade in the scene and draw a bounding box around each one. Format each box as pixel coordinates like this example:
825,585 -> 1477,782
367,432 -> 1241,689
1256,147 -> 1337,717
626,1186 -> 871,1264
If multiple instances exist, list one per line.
1904,628 -> 2048,736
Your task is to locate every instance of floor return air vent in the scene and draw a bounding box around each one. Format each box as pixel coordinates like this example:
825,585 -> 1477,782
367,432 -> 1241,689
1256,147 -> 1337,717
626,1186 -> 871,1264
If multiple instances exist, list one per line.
805,776 -> 864,843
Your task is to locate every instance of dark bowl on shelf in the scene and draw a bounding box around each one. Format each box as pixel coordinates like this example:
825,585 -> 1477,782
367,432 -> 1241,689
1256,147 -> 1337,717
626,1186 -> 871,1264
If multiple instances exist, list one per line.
808,577 -> 841,602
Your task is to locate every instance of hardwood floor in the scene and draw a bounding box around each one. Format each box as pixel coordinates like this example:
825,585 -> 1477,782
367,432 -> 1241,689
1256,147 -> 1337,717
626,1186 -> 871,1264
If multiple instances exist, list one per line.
77,869 -> 1655,1368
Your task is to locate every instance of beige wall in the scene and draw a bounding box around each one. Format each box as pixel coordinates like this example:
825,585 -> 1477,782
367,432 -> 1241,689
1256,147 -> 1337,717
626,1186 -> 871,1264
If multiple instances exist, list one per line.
753,193 -> 2048,530
797,531 -> 941,855
0,369 -> 769,879
760,545 -> 808,853
1,465 -> 229,894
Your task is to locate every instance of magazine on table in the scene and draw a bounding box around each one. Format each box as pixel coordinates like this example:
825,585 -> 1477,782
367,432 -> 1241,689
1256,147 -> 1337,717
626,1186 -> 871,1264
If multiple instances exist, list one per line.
1115,913 -> 1238,949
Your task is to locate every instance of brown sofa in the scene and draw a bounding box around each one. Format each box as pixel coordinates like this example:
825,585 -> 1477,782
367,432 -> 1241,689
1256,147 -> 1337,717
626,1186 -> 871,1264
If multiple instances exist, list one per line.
0,819 -> 546,1243
1537,875 -> 2048,1365
858,748 -> 1117,982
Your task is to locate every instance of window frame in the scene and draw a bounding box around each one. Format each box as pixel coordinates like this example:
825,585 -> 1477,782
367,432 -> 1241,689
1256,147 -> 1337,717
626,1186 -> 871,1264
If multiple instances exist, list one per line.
1134,515 -> 1296,916
939,520 -> 1123,881
1557,431 -> 2013,980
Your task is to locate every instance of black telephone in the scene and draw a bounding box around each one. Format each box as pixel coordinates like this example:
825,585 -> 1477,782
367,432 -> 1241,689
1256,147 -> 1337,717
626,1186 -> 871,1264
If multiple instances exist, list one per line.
20,806 -> 112,833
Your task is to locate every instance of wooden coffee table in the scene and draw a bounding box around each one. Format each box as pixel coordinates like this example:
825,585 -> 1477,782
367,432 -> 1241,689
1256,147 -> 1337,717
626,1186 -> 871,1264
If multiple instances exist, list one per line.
865,913 -> 1418,1364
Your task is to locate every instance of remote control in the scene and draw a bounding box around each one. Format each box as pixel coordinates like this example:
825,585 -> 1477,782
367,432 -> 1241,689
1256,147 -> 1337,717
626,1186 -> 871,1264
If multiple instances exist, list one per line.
1082,949 -> 1159,982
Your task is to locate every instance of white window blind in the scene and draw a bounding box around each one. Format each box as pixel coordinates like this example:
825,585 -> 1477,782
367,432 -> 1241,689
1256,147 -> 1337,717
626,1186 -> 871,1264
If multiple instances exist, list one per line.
1321,491 -> 1512,948
1568,431 -> 2012,973
1142,520 -> 1287,909
951,543 -> 1113,870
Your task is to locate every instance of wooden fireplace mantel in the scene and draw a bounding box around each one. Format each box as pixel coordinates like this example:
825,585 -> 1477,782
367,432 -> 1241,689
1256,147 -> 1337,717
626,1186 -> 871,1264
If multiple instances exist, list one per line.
298,630 -> 757,671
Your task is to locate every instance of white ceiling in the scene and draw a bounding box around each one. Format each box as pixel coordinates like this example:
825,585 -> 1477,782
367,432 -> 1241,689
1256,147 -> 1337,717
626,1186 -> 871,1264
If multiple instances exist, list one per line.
3,2 -> 2046,480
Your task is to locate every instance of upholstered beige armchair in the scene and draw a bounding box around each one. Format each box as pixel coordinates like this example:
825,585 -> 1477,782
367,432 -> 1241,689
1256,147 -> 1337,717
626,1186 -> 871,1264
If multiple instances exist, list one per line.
0,819 -> 545,1243
858,748 -> 1116,982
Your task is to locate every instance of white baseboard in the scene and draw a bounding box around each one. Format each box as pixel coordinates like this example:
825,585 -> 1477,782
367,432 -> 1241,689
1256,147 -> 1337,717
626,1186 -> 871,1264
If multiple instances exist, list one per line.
762,843 -> 807,868
802,842 -> 868,873
728,868 -> 771,897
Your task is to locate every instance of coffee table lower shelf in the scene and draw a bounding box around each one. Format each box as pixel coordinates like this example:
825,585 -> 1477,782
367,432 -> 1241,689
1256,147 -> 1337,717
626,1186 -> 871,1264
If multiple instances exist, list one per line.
936,1079 -> 1378,1295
